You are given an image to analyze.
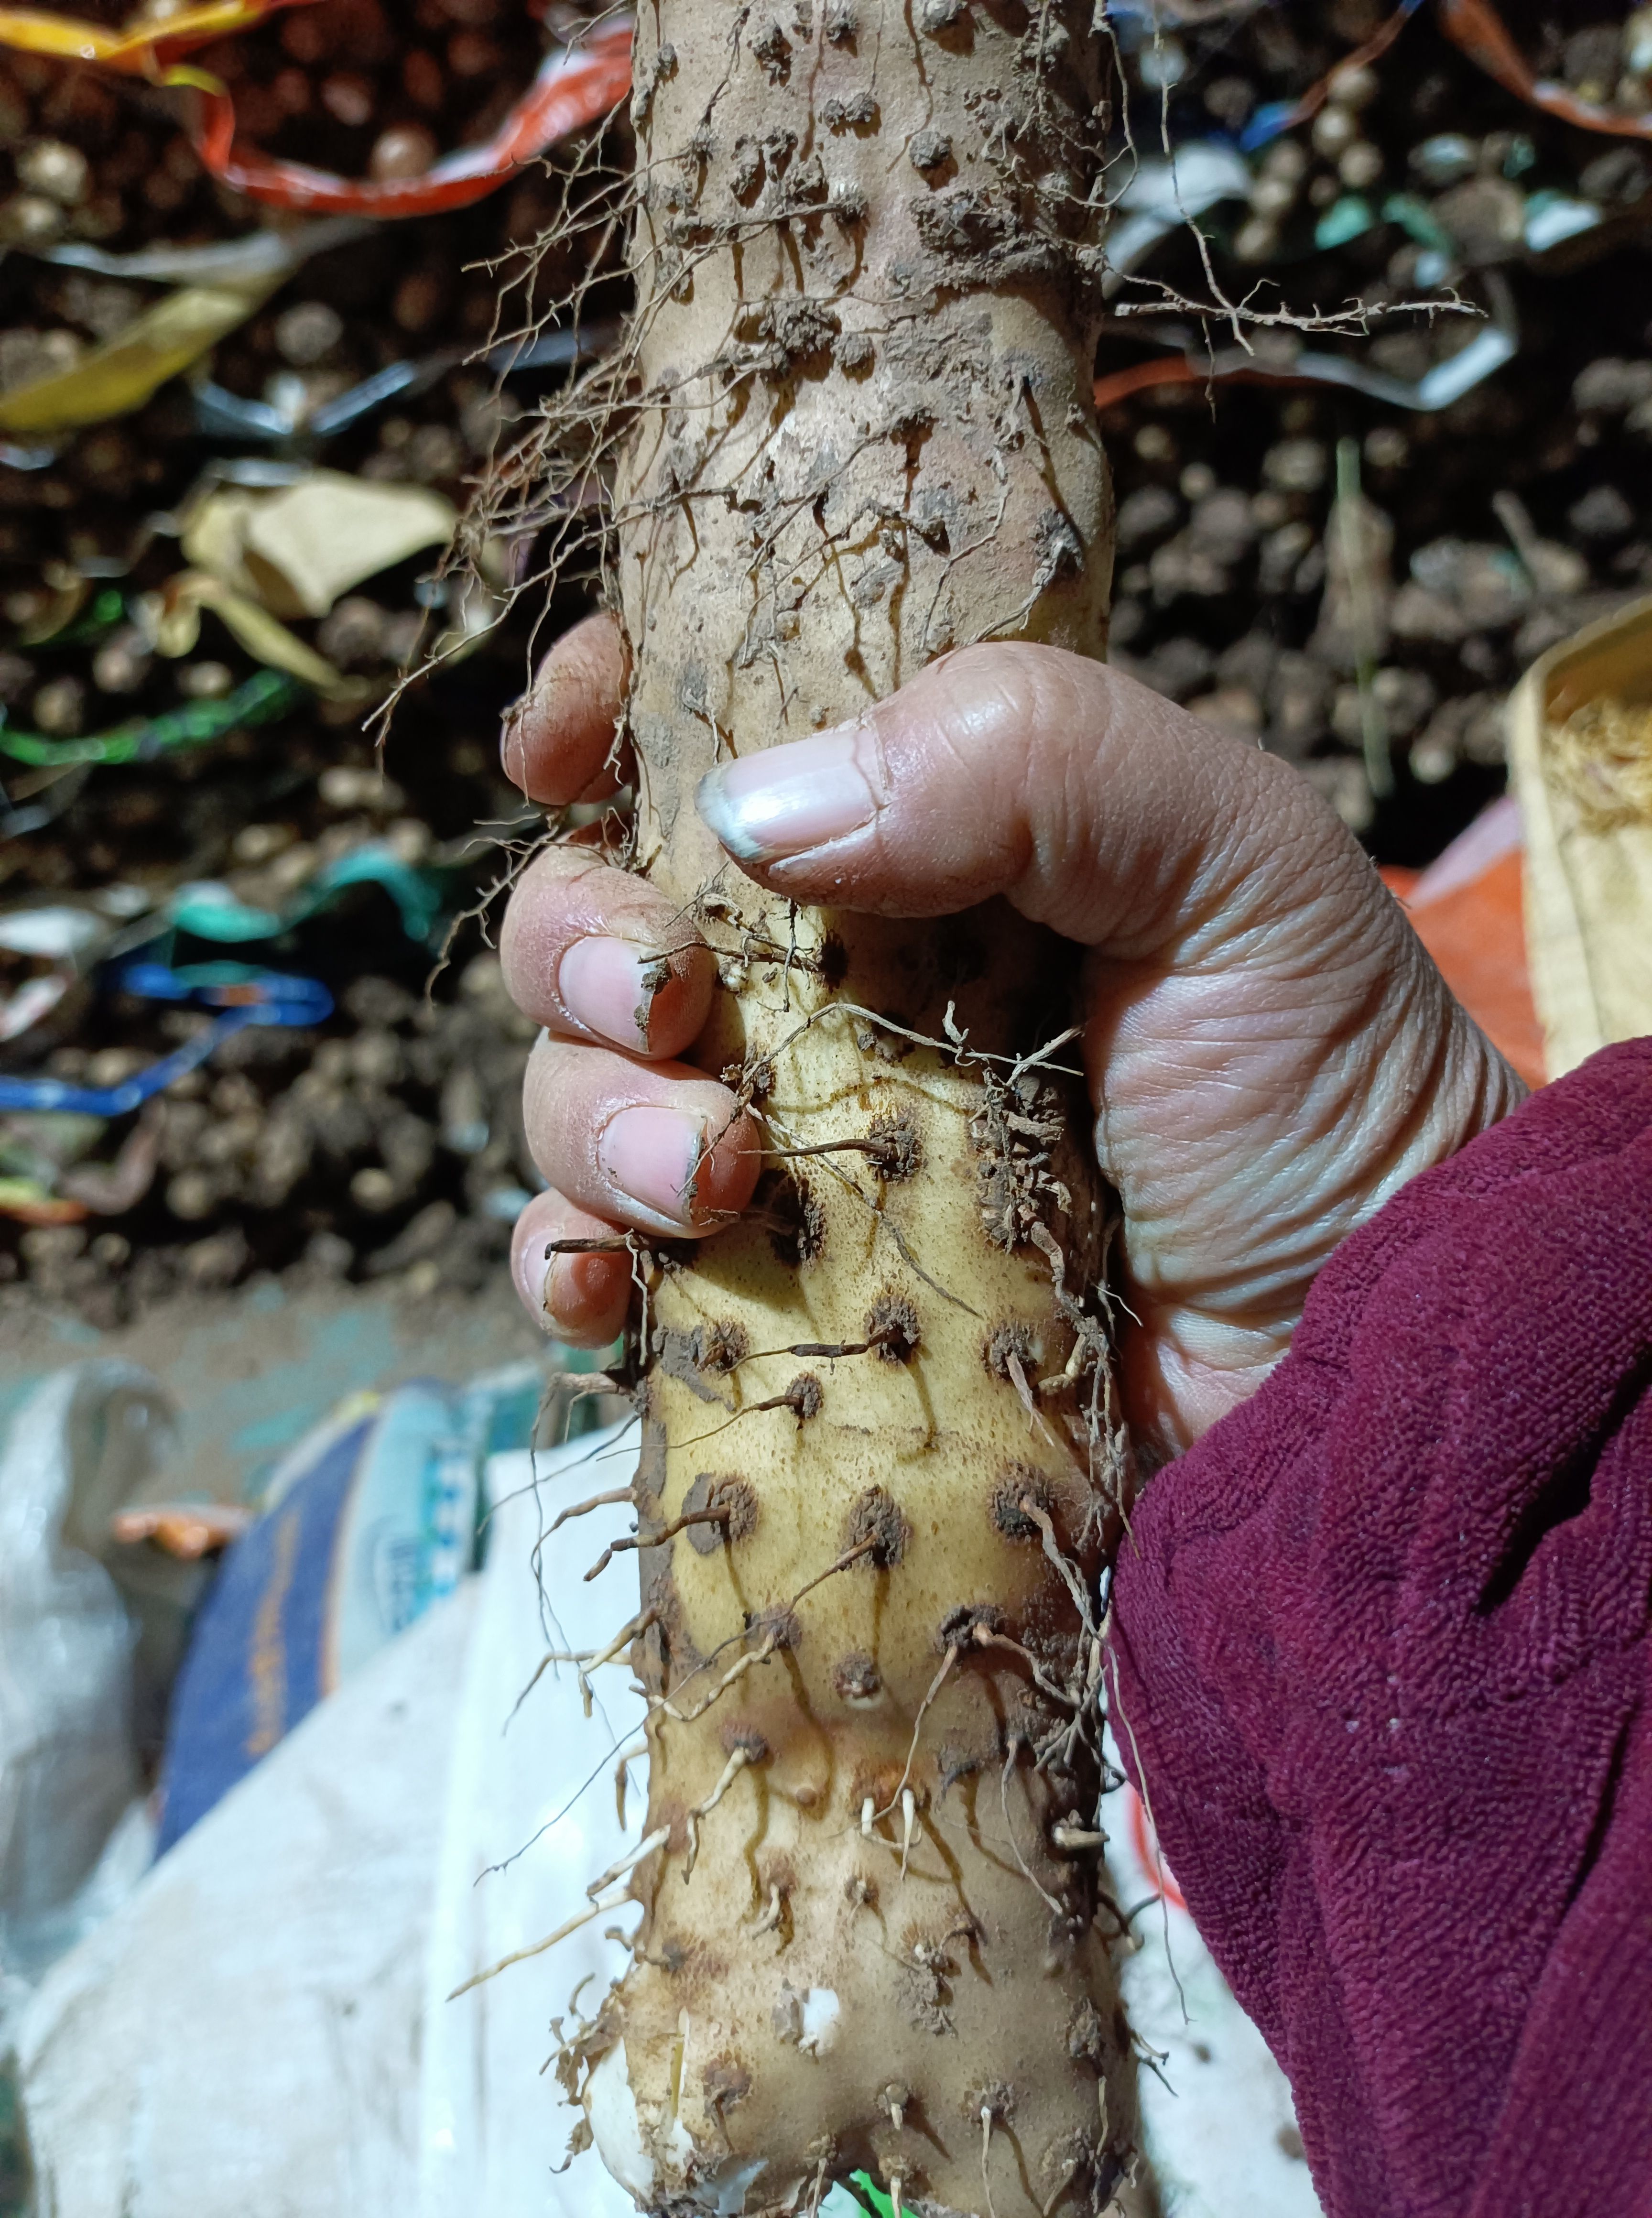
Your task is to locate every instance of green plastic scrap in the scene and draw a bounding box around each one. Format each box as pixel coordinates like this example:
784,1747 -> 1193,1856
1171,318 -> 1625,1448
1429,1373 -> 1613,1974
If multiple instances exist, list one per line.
0,668 -> 301,767
31,587 -> 127,651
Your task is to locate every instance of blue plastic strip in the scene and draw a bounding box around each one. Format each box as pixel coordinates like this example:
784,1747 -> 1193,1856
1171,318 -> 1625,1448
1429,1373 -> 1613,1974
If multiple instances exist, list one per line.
0,966 -> 332,1116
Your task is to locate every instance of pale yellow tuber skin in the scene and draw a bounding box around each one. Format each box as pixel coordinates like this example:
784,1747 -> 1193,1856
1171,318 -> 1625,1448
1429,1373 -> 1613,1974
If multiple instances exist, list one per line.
495,0 -> 1528,2202
537,0 -> 1133,2211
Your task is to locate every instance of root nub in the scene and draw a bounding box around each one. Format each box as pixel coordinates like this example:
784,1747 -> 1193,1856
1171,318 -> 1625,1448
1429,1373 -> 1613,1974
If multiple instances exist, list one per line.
993,1464 -> 1057,1542
866,1293 -> 921,1363
692,1319 -> 750,1374
832,1651 -> 882,1703
683,1471 -> 760,1553
866,1108 -> 922,1181
845,1486 -> 911,1568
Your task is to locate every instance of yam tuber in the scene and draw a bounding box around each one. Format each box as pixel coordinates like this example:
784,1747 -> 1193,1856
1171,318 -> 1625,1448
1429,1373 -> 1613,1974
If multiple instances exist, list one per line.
553,4 -> 1135,2211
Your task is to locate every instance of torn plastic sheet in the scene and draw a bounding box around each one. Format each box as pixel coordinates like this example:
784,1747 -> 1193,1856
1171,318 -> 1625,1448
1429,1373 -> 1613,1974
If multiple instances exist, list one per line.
178,471 -> 455,622
192,320 -> 620,446
0,975 -> 71,1045
0,968 -> 332,1119
193,24 -> 634,218
0,668 -> 301,768
0,1077 -> 161,1221
0,1177 -> 85,1224
1242,0 -> 1425,151
55,1115 -> 163,1215
0,219 -> 380,438
0,276 -> 284,437
1315,183 -> 1608,263
1094,274 -> 1517,415
1522,192 -> 1606,255
0,899 -> 120,1044
40,216 -> 373,289
141,571 -> 358,700
0,907 -> 109,963
1103,141 -> 1254,292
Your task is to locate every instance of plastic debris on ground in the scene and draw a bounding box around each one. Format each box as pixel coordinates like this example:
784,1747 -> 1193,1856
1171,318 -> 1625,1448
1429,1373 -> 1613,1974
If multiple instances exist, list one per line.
0,0 -> 629,1300
2,0 -> 1650,1328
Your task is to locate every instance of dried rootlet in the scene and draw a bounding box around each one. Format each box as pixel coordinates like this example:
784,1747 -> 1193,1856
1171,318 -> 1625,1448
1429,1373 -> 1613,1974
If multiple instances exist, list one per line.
554,4 -> 1136,2212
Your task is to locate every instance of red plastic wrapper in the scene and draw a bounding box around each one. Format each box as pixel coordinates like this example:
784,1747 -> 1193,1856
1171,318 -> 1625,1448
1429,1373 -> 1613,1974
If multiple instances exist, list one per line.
1439,0 -> 1652,143
193,23 -> 634,217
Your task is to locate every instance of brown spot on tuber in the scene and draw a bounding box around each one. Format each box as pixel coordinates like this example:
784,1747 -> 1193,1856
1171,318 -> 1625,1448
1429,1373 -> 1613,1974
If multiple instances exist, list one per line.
992,1464 -> 1057,1542
653,1326 -> 731,1406
692,1319 -> 750,1374
865,1108 -> 921,1180
784,1371 -> 825,1420
866,1292 -> 920,1363
751,19 -> 792,81
635,1410 -> 667,1515
985,1320 -> 1040,1380
683,1471 -> 759,1552
760,298 -> 840,362
938,1601 -> 1001,1646
1033,506 -> 1085,588
702,2056 -> 752,2119
731,135 -> 763,200
908,128 -> 953,175
750,1603 -> 802,1652
969,2080 -> 1017,2126
845,1486 -> 911,1568
1066,1997 -> 1108,2069
821,90 -> 878,132
832,1651 -> 882,1703
834,330 -> 874,376
756,1168 -> 826,1265
938,1745 -> 982,1795
823,0 -> 855,43
817,931 -> 849,987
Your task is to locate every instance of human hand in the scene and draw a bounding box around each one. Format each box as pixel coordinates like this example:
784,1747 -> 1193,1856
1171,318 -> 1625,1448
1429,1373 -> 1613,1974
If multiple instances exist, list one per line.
500,612 -> 1524,1462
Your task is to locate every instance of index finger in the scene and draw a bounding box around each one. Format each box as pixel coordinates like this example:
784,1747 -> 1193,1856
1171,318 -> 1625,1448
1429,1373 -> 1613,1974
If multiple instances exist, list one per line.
502,611 -> 630,804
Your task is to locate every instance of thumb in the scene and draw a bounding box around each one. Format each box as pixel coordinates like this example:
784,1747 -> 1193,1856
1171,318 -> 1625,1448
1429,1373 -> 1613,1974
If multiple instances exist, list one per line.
694,642 -> 1369,956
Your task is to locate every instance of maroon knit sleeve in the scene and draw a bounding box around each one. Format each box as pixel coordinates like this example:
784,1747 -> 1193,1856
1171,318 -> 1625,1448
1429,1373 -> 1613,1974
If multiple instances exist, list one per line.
1107,1038 -> 1652,2218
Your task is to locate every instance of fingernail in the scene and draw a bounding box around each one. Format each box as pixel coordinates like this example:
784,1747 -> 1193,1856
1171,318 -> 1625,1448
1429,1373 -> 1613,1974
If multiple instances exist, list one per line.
559,936 -> 663,1051
500,698 -> 526,775
514,1233 -> 555,1323
696,723 -> 881,863
598,1105 -> 705,1227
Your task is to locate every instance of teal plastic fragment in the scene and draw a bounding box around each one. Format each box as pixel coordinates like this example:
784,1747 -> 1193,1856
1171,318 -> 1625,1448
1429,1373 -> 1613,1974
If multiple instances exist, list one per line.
170,842 -> 447,948
1315,195 -> 1375,250
1381,192 -> 1455,254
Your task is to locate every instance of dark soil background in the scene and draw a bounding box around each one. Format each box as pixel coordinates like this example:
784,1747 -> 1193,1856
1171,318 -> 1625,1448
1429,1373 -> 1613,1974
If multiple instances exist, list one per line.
1,0 -> 1648,1324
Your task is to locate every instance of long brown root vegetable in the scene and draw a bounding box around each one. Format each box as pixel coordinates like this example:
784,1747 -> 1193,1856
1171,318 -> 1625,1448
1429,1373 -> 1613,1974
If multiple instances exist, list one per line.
558,3 -> 1132,2211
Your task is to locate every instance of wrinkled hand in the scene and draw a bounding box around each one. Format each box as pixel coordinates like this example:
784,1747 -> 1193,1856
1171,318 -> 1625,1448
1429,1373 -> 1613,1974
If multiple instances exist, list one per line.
499,612 -> 1523,1462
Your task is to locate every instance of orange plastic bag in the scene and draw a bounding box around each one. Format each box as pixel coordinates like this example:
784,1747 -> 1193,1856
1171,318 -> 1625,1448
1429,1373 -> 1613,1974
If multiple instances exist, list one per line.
1383,797 -> 1546,1089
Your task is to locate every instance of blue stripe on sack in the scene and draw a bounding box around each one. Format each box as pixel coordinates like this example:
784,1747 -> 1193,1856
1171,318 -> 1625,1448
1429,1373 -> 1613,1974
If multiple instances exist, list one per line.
155,1417 -> 372,1854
